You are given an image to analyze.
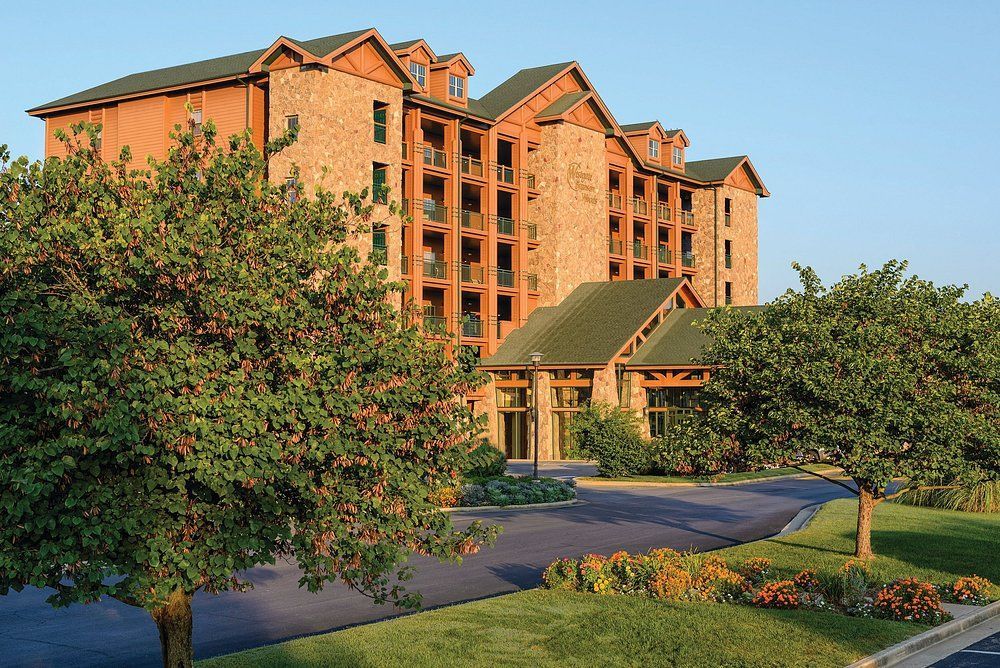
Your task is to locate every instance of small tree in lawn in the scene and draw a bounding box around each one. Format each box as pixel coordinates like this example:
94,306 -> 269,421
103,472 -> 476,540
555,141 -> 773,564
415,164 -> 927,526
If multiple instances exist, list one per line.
682,261 -> 998,559
0,122 -> 498,667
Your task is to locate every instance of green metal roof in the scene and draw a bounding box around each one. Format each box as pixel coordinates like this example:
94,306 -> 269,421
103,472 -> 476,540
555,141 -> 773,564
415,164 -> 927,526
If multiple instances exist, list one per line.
434,52 -> 462,63
481,278 -> 683,367
683,156 -> 748,183
409,94 -> 494,121
28,29 -> 372,113
389,39 -> 424,51
477,61 -> 575,118
535,91 -> 589,119
620,121 -> 657,133
627,306 -> 763,366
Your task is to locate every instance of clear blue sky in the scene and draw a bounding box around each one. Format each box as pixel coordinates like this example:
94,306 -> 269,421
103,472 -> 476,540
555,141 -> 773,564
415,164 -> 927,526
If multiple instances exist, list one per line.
2,0 -> 997,300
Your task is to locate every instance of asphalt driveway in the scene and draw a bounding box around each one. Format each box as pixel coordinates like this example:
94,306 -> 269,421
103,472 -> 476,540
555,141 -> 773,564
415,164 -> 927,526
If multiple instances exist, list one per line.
0,475 -> 852,667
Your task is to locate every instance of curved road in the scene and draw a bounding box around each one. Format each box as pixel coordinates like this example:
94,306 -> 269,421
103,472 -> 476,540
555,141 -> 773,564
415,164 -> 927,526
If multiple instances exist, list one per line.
0,472 -> 852,667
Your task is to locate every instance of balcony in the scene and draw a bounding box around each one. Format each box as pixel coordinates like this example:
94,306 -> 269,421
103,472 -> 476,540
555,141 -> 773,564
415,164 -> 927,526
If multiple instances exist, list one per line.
631,197 -> 649,217
656,202 -> 672,222
632,241 -> 649,260
422,259 -> 448,279
422,146 -> 448,169
496,268 -> 515,288
460,210 -> 485,231
494,216 -> 516,236
462,318 -> 484,338
681,252 -> 696,268
401,255 -> 410,274
608,238 -> 624,255
524,172 -> 537,189
607,192 -> 623,209
423,314 -> 448,335
461,263 -> 485,285
495,164 -> 515,184
461,155 -> 483,177
657,246 -> 672,264
402,142 -> 409,160
524,272 -> 538,291
421,201 -> 448,224
725,253 -> 732,269
524,222 -> 538,241
371,230 -> 387,266
680,210 -> 695,225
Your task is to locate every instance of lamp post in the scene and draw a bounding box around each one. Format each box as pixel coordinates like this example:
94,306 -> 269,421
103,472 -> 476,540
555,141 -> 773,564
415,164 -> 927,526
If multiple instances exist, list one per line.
529,352 -> 543,479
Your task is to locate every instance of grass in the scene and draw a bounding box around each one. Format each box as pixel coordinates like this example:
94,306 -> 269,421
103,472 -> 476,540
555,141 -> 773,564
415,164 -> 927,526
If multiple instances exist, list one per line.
199,590 -> 917,668
580,463 -> 840,484
199,499 -> 999,667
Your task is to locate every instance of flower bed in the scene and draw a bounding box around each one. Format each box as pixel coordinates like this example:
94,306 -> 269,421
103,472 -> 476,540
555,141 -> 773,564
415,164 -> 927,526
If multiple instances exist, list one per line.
542,548 -> 993,626
436,476 -> 576,508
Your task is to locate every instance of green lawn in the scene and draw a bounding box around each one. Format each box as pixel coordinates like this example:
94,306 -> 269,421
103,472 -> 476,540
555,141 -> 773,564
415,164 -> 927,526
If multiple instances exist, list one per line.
580,463 -> 840,484
200,499 -> 998,668
200,590 -> 916,668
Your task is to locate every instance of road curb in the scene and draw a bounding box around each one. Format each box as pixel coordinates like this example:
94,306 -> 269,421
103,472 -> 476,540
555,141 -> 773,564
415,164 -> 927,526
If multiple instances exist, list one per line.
576,470 -> 845,489
442,498 -> 582,513
846,600 -> 1000,668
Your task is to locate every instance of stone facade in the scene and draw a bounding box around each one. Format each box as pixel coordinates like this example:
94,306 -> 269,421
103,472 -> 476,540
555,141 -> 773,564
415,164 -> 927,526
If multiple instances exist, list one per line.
526,122 -> 609,307
267,66 -> 405,283
691,185 -> 759,306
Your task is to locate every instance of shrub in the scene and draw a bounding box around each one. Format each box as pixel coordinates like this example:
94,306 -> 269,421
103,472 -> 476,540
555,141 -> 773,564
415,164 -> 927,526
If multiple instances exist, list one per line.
648,564 -> 693,601
653,422 -> 744,476
948,576 -> 994,605
693,556 -> 746,601
874,578 -> 947,624
579,554 -> 613,594
608,551 -> 645,594
752,580 -> 801,609
429,485 -> 461,508
465,442 -> 508,478
738,557 -> 772,584
793,569 -> 820,592
456,476 -> 575,507
569,403 -> 651,477
894,480 -> 1000,513
542,558 -> 579,591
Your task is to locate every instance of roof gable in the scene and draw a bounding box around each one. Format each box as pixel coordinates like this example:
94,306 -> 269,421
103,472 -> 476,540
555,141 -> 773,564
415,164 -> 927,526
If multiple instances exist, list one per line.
477,62 -> 576,118
627,306 -> 764,367
684,156 -> 769,196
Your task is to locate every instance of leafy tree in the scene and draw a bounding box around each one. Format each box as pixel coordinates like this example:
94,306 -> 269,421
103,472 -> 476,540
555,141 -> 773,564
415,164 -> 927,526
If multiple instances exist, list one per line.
685,262 -> 998,559
569,403 -> 650,477
0,122 -> 498,667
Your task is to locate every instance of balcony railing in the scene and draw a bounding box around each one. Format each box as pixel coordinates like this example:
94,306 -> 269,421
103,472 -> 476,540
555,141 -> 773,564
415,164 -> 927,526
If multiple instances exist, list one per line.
371,230 -> 387,266
421,201 -> 448,224
681,252 -> 696,268
725,253 -> 732,269
524,172 -> 536,189
657,246 -> 672,264
524,222 -> 538,241
496,268 -> 515,288
461,263 -> 485,285
401,255 -> 410,274
423,314 -> 448,334
494,216 -> 516,236
495,164 -> 515,184
607,192 -> 623,209
656,202 -> 672,221
631,197 -> 649,216
422,146 -> 448,169
461,155 -> 483,177
402,142 -> 409,160
422,259 -> 448,279
608,238 -> 624,255
524,272 -> 538,291
680,210 -> 695,225
462,318 -> 484,338
460,210 -> 485,231
632,241 -> 648,260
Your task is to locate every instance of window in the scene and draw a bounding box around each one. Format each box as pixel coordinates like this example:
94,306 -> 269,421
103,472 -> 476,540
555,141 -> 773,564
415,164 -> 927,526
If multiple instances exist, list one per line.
286,115 -> 299,131
372,165 -> 387,204
371,228 -> 387,265
285,177 -> 298,204
725,282 -> 733,305
409,62 -> 427,87
724,240 -> 733,269
448,74 -> 465,99
94,128 -> 103,152
373,104 -> 387,144
648,139 -> 659,159
724,197 -> 732,226
191,109 -> 203,136
672,146 -> 683,165
647,388 -> 699,437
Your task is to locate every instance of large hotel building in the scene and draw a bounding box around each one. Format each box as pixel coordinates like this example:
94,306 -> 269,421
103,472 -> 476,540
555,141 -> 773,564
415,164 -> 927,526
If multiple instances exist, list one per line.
29,27 -> 769,460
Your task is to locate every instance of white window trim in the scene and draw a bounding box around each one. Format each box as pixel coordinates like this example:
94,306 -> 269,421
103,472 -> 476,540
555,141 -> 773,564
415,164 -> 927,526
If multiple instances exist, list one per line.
409,62 -> 426,88
648,139 -> 659,159
448,74 -> 465,99
673,146 -> 683,165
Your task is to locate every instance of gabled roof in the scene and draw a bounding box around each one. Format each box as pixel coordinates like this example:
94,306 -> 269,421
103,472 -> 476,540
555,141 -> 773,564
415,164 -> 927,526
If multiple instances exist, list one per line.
477,61 -> 576,118
685,156 -> 770,196
290,29 -> 372,58
620,121 -> 659,133
390,38 -> 424,51
627,306 -> 763,367
536,91 -> 591,118
481,278 -> 685,367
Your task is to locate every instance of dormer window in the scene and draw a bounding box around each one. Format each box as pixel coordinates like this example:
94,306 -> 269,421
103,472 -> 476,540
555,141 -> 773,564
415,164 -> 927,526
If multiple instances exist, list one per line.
448,74 -> 465,99
648,139 -> 659,159
672,146 -> 683,166
409,62 -> 426,88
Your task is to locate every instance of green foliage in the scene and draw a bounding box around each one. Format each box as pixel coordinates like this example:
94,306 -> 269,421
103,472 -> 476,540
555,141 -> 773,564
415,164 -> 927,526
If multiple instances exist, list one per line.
652,422 -> 743,476
568,403 -> 650,477
464,442 -> 507,478
894,479 -> 1000,513
458,476 -> 575,507
0,122 -> 498,623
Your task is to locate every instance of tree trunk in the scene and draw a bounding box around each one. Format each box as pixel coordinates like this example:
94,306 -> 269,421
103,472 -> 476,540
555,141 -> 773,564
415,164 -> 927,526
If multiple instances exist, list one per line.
151,590 -> 194,668
855,483 -> 877,560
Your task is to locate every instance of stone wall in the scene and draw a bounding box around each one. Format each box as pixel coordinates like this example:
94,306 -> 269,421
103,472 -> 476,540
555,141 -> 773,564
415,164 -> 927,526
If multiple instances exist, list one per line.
526,122 -> 608,307
267,66 -> 405,282
691,185 -> 759,306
